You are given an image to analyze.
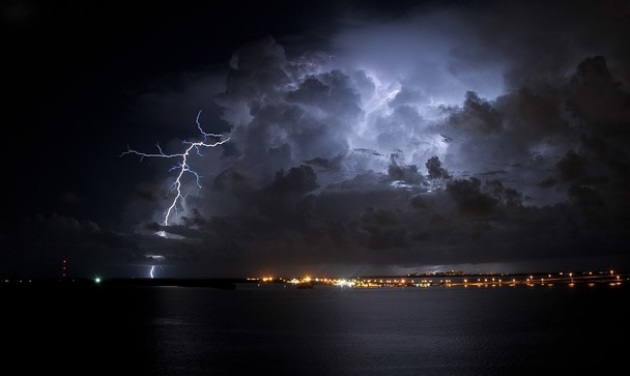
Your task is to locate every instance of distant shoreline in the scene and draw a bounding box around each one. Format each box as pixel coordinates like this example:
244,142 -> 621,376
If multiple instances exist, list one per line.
1,270 -> 628,289
0,277 -> 244,290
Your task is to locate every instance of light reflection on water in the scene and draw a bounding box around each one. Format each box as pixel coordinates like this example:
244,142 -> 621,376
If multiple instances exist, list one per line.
145,284 -> 626,375
3,283 -> 627,375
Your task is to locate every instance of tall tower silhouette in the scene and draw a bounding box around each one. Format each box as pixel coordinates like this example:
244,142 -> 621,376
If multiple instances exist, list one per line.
61,258 -> 67,279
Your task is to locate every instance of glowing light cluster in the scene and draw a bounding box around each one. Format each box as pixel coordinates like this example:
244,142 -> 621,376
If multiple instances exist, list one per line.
122,110 -> 229,226
334,279 -> 355,287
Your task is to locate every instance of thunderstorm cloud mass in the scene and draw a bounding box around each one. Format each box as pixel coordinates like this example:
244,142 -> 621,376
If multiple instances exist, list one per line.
3,0 -> 630,278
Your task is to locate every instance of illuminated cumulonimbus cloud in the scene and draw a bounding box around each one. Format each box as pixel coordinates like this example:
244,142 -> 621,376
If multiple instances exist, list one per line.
214,35 -> 492,187
128,1 -> 630,275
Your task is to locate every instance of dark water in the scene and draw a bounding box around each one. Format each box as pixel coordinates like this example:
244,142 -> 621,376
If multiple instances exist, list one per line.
3,283 -> 627,375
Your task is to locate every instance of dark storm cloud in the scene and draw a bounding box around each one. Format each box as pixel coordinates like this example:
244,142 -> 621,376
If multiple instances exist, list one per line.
121,0 -> 630,277
5,0 -> 629,278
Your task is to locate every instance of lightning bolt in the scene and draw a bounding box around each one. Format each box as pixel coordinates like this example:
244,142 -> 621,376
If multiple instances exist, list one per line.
122,110 -> 229,226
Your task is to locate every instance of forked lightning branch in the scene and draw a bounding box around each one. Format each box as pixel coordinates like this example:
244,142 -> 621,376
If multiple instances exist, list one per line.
121,110 -> 229,227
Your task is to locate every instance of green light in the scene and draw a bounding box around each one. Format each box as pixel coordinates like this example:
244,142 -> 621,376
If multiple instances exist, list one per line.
94,277 -> 101,284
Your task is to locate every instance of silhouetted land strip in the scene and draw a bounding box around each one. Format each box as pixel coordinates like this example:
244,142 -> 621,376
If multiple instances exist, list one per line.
104,278 -> 241,289
1,271 -> 627,290
0,277 -> 247,290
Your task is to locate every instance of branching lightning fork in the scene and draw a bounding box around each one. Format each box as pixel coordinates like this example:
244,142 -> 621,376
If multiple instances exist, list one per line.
121,110 -> 229,226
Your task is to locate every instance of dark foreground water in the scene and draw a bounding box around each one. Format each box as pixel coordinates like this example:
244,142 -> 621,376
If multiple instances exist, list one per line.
2,282 -> 627,375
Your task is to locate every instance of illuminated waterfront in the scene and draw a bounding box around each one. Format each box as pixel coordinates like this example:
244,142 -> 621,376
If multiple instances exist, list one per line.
2,269 -> 627,291
249,269 -> 628,289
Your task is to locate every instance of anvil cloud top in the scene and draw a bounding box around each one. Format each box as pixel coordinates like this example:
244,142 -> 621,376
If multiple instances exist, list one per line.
3,0 -> 630,278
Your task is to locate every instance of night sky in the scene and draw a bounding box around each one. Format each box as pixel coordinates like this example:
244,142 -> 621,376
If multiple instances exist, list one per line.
3,0 -> 630,279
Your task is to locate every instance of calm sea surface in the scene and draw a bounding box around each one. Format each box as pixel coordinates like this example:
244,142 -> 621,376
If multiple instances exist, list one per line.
3,282 -> 627,375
